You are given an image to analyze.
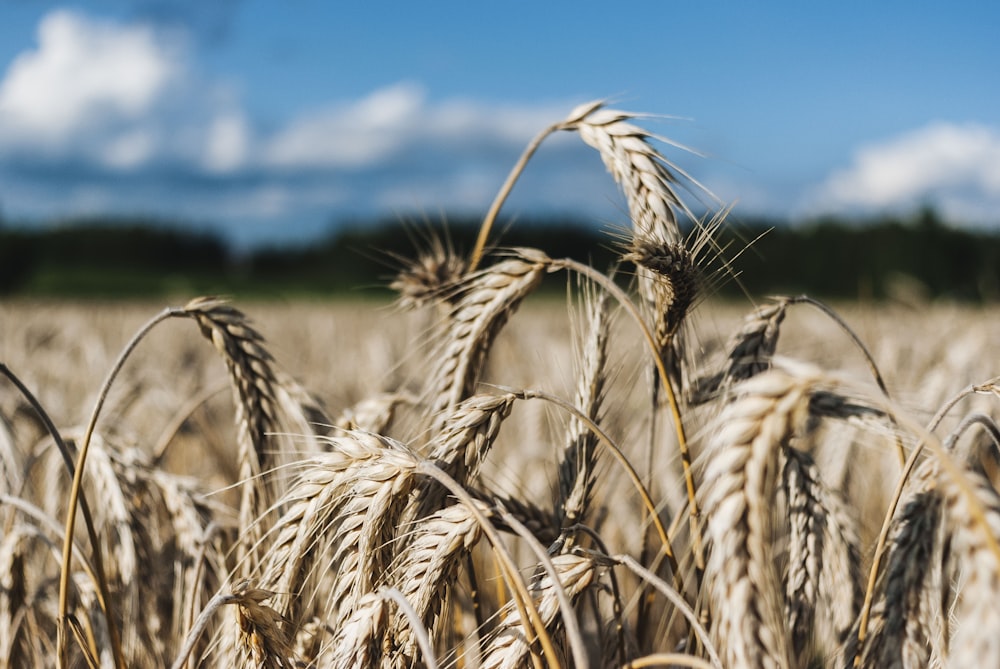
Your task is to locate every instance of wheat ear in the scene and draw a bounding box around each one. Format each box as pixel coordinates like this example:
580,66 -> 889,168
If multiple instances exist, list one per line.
556,281 -> 610,534
691,297 -> 790,403
427,251 -> 547,419
782,447 -> 862,665
941,465 -> 1000,666
702,364 -> 827,669
258,432 -> 417,633
856,481 -> 941,669
182,297 -> 288,565
386,501 -> 484,662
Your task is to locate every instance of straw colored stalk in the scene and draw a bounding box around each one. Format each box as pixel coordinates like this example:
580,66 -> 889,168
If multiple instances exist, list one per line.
479,552 -> 597,669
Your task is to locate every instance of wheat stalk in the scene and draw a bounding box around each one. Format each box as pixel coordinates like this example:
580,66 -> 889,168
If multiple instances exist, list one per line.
479,552 -> 596,669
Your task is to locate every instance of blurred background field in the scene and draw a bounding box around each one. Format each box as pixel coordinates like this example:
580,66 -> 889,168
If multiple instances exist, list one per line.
2,205 -> 999,302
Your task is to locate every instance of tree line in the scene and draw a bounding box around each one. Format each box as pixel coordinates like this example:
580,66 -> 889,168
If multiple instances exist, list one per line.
0,208 -> 997,301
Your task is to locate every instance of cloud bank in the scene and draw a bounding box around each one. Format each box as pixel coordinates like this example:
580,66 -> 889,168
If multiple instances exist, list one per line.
3,8 -> 996,250
806,122 -> 1000,224
0,9 -> 620,248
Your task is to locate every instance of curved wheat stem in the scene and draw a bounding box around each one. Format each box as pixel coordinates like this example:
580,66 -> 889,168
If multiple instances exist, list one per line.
58,306 -> 182,668
479,552 -> 596,669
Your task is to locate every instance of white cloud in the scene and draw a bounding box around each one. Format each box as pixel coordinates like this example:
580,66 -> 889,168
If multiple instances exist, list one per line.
0,9 -> 611,246
100,128 -> 157,169
0,10 -> 180,148
203,111 -> 250,173
807,122 -> 1000,222
263,81 -> 576,170
264,82 -> 426,168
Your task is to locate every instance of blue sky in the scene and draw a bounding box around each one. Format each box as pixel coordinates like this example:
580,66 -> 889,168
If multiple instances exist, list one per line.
0,1 -> 998,249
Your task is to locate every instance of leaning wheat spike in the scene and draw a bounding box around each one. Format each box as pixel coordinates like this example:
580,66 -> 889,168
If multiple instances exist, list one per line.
571,104 -> 704,393
326,445 -> 419,631
426,250 -> 548,420
572,104 -> 692,245
940,465 -> 1000,667
258,433 -> 417,632
399,392 -> 516,534
256,453 -> 348,628
857,482 -> 942,669
781,447 -> 862,665
229,580 -> 296,669
182,297 -> 286,566
479,552 -> 596,669
328,592 -> 387,669
386,501 -> 484,663
426,392 -> 516,486
691,297 -> 790,403
556,282 -> 610,533
701,364 -> 822,669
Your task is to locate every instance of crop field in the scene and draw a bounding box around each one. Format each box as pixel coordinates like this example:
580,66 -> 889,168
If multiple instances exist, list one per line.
3,102 -> 1000,669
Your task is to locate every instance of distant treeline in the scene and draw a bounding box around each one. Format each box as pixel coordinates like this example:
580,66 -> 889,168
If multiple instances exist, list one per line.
1,208 -> 998,301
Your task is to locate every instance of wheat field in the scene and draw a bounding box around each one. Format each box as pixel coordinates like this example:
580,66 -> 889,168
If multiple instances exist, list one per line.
3,102 -> 1000,669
